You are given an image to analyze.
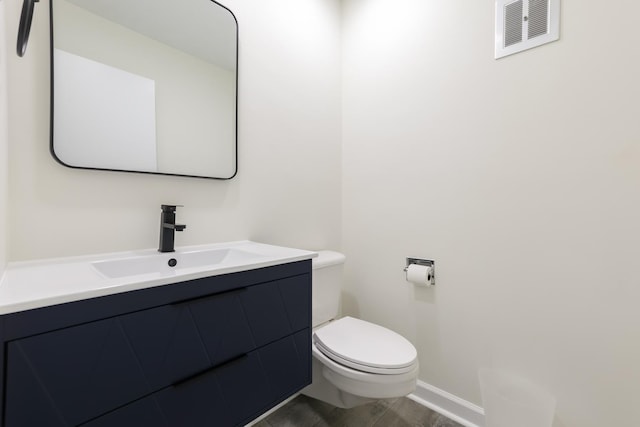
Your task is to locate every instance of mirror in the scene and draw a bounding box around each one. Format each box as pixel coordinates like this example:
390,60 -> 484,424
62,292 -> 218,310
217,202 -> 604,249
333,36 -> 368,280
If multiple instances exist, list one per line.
50,0 -> 238,179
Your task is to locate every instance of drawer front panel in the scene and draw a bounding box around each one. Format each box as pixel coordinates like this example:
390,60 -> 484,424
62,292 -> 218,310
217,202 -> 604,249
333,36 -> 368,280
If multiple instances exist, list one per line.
118,302 -> 211,390
121,287 -> 255,388
240,274 -> 310,347
277,275 -> 312,332
6,318 -> 150,426
187,288 -> 256,366
159,331 -> 311,427
156,350 -> 272,427
258,329 -> 311,402
4,344 -> 67,427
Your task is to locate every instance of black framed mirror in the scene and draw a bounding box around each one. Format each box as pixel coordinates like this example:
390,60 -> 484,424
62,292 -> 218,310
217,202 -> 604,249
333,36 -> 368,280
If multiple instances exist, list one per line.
50,0 -> 238,179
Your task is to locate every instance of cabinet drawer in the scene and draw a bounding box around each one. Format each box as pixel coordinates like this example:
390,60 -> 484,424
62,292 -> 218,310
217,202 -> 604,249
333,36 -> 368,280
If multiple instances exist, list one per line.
81,330 -> 311,427
121,287 -> 254,389
5,317 -> 151,427
157,329 -> 311,427
81,352 -> 267,427
238,274 -> 310,346
4,288 -> 251,426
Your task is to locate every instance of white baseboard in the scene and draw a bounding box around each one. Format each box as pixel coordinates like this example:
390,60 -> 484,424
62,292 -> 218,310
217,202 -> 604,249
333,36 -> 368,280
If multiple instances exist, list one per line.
408,380 -> 485,427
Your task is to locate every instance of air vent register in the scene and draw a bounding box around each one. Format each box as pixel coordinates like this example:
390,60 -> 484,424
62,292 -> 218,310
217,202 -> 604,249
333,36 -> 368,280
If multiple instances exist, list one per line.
495,0 -> 560,59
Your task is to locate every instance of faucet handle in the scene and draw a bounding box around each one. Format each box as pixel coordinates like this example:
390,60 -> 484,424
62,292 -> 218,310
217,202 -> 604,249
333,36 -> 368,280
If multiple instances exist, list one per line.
161,204 -> 183,212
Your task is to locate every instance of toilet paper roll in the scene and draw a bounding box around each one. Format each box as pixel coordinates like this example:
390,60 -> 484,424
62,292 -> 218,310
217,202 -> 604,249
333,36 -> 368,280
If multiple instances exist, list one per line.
406,264 -> 434,287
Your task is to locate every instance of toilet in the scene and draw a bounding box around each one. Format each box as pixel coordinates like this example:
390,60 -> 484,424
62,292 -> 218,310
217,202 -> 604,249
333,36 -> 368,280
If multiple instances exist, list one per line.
301,251 -> 419,408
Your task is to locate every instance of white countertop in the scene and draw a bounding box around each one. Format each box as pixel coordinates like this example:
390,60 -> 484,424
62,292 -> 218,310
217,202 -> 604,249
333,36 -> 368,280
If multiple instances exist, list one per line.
0,241 -> 316,315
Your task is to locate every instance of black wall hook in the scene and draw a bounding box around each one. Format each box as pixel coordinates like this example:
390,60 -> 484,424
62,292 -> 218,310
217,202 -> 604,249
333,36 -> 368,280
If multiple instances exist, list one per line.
16,0 -> 39,57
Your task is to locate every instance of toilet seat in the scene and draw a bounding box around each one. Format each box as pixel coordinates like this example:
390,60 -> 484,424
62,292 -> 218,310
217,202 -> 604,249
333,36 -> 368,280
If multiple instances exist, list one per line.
313,317 -> 418,375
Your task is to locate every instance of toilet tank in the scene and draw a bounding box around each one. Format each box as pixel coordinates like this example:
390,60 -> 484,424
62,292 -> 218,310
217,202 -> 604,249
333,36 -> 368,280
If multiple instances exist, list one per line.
312,251 -> 346,328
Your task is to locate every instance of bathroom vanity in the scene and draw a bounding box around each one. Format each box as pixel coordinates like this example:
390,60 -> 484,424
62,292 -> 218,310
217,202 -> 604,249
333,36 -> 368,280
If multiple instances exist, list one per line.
0,242 -> 314,427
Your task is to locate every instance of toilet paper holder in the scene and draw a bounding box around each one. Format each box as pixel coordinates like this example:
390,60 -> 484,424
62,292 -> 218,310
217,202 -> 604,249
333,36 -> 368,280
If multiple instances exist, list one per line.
404,258 -> 435,286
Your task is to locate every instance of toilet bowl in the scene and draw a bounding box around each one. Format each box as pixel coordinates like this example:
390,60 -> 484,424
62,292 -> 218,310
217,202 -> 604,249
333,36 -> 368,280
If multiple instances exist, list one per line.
301,252 -> 419,408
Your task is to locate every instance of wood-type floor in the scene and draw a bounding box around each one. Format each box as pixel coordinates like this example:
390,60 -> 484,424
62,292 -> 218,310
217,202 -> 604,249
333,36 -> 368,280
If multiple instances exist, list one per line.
254,395 -> 464,427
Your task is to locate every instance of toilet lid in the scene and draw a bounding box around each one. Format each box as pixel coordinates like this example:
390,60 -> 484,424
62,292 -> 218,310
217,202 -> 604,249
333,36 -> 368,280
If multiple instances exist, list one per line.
313,317 -> 417,374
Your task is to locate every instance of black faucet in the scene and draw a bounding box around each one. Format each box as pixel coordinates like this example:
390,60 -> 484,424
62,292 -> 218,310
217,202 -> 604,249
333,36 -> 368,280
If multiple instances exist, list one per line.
158,205 -> 186,253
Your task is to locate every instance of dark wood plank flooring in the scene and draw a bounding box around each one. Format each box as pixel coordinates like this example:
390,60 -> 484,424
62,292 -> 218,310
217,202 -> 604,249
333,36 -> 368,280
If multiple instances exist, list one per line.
254,395 -> 464,427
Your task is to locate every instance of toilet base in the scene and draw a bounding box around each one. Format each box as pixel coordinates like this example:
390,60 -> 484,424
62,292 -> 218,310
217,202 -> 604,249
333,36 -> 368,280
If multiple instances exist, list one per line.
301,355 -> 377,408
301,348 -> 419,409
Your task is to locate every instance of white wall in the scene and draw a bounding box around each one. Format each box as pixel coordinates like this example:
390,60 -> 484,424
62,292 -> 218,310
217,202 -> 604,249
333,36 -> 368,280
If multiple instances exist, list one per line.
342,1 -> 640,426
9,0 -> 639,425
5,0 -> 342,260
0,0 -> 9,277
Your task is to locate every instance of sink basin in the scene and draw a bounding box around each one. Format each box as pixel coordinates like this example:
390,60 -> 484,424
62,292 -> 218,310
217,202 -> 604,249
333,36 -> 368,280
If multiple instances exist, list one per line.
0,241 -> 316,315
92,247 -> 267,279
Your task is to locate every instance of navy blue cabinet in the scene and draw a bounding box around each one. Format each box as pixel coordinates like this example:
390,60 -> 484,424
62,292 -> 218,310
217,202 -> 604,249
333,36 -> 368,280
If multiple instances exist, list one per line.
0,260 -> 312,427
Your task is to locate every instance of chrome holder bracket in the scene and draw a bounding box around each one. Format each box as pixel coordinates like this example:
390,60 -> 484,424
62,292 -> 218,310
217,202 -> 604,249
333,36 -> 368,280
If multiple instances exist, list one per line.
404,258 -> 435,286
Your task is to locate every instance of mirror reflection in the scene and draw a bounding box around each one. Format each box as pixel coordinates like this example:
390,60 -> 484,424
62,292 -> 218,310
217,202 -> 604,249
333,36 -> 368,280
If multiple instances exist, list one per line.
50,0 -> 238,179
